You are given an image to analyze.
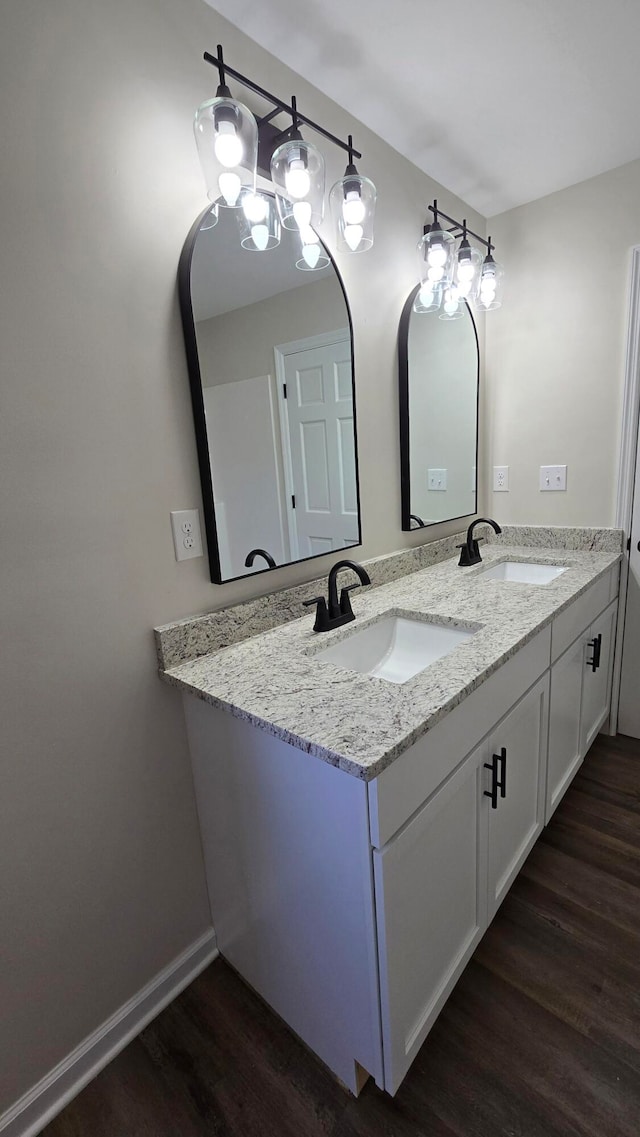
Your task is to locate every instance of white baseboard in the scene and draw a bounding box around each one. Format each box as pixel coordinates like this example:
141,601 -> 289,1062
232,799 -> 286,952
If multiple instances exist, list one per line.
0,929 -> 218,1137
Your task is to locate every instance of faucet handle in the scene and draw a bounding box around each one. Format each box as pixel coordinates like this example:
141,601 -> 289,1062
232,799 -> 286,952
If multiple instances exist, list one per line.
303,595 -> 329,633
339,583 -> 361,617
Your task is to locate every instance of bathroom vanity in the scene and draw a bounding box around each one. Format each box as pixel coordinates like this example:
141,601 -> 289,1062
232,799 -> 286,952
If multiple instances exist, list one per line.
157,533 -> 621,1096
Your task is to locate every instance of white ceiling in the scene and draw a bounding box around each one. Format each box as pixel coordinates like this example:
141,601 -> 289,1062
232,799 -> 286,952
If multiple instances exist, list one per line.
191,205 -> 333,321
205,0 -> 640,216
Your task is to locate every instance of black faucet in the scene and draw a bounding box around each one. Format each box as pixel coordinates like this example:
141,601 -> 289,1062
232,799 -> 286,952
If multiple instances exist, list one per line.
457,517 -> 502,566
409,513 -> 425,529
303,559 -> 371,633
245,548 -> 276,569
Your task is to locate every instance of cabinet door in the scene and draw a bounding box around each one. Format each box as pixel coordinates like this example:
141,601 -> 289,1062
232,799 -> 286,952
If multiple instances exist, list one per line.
373,745 -> 486,1095
546,634 -> 587,823
486,674 -> 549,921
581,600 -> 617,753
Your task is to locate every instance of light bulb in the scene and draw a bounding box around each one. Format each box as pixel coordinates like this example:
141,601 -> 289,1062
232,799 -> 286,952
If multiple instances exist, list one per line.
427,264 -> 444,283
342,190 -> 365,226
214,121 -> 243,168
457,258 -> 475,282
427,241 -> 447,268
285,158 -> 311,199
443,288 -> 459,316
419,285 -> 435,305
293,201 -> 312,228
458,278 -> 471,298
218,171 -> 241,207
344,224 -> 363,251
250,224 -> 269,251
302,243 -> 321,269
480,271 -> 497,303
242,193 -> 267,222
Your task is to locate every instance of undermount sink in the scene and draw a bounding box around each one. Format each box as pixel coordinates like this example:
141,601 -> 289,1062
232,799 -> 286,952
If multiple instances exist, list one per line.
478,561 -> 568,584
316,615 -> 474,684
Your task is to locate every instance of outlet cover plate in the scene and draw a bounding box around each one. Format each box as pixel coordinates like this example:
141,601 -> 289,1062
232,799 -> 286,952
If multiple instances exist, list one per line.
170,509 -> 203,561
540,465 -> 567,492
493,465 -> 509,492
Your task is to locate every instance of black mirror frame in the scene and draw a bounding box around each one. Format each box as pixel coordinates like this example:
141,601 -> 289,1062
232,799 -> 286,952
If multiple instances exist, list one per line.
398,283 -> 480,532
178,199 -> 363,584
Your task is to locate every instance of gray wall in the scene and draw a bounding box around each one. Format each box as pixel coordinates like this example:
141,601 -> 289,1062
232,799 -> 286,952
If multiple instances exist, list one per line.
486,159 -> 640,525
197,275 -> 348,386
0,0 -> 485,1114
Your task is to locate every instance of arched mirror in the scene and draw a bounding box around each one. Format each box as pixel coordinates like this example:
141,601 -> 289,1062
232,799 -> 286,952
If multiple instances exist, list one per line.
179,194 -> 362,584
398,285 -> 479,530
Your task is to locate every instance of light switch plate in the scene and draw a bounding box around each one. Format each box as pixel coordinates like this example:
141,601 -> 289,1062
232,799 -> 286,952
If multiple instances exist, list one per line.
493,466 -> 509,491
170,509 -> 203,560
540,465 -> 567,491
428,468 -> 447,491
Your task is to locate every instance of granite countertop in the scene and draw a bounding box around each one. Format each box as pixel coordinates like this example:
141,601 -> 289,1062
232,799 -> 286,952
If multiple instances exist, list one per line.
160,544 -> 621,781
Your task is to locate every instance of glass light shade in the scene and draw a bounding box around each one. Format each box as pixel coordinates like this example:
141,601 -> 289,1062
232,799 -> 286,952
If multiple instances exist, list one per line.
236,190 -> 281,251
439,283 -> 465,320
477,256 -> 505,311
413,281 -> 442,314
271,136 -> 325,230
329,173 -> 376,253
417,225 -> 455,289
455,241 -> 483,301
295,225 -> 330,272
200,203 -> 219,231
194,94 -> 258,207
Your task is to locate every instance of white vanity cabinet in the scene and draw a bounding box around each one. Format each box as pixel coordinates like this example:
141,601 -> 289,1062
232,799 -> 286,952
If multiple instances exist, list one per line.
546,582 -> 618,822
580,600 -> 617,753
373,742 -> 487,1093
374,672 -> 549,1092
485,673 -> 548,919
181,564 -> 619,1099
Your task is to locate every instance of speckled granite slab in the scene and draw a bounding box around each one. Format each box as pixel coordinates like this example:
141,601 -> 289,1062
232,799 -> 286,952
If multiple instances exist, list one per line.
155,526 -> 493,669
159,543 -> 621,782
155,525 -> 623,668
496,525 -> 623,552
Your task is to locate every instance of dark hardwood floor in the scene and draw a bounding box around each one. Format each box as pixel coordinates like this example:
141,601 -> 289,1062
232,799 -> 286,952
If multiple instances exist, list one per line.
43,733 -> 640,1137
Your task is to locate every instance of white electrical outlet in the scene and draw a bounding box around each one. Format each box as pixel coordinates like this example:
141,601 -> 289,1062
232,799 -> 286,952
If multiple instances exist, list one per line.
493,465 -> 509,492
170,509 -> 203,561
539,465 -> 567,492
428,468 -> 447,491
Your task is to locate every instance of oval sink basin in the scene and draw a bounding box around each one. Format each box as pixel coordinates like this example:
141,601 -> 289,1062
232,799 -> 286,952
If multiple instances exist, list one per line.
316,615 -> 473,684
479,561 -> 567,584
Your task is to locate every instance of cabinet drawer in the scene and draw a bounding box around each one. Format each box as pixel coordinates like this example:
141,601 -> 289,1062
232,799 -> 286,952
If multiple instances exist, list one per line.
368,627 -> 551,849
551,568 -> 615,662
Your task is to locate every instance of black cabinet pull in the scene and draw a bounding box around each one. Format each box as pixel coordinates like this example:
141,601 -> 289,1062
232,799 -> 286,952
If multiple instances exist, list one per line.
484,747 -> 507,809
484,757 -> 498,809
496,746 -> 507,798
587,632 -> 602,673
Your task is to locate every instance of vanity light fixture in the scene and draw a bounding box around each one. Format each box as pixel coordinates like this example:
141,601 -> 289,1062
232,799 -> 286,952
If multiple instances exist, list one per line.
194,46 -> 259,208
414,201 -> 505,315
236,189 -> 281,251
417,205 -> 456,288
439,283 -> 465,321
296,225 -> 330,272
270,97 -> 326,231
329,137 -> 377,253
477,239 -> 504,310
455,223 -> 482,300
195,46 -> 376,258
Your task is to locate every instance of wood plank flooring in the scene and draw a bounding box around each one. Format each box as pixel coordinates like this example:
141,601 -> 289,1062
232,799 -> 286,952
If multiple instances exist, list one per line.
43,733 -> 640,1137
